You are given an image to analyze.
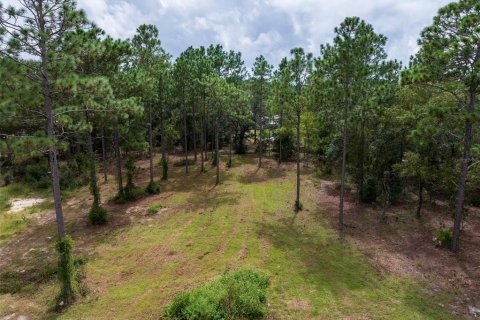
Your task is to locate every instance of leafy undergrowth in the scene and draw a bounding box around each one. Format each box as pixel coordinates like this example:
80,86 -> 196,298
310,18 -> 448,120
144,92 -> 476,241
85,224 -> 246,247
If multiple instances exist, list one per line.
165,269 -> 269,319
0,155 -> 459,319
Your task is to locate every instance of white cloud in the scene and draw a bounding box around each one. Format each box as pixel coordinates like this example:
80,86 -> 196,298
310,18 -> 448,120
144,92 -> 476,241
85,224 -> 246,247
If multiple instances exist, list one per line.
5,0 -> 454,67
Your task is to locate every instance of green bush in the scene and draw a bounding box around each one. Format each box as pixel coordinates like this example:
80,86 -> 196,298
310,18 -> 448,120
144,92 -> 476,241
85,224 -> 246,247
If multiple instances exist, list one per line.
55,235 -> 78,307
360,176 -> 377,203
25,161 -> 50,189
147,203 -> 162,215
165,269 -> 269,320
435,229 -> 452,248
145,181 -> 160,195
88,205 -> 107,225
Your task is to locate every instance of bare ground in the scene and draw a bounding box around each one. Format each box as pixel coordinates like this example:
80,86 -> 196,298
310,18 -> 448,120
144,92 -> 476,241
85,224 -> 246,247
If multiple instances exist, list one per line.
316,179 -> 480,318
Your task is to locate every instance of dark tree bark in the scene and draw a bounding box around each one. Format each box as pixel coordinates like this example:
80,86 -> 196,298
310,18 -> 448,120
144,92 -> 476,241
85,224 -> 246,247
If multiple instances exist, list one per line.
295,110 -> 301,210
101,130 -> 108,183
258,115 -> 263,168
183,102 -> 189,175
148,104 -> 154,184
228,135 -> 232,168
278,111 -> 283,165
160,111 -> 166,161
200,93 -> 206,172
192,102 -> 197,162
113,129 -> 123,195
86,129 -> 100,206
451,92 -> 476,253
215,116 -> 220,185
416,182 -> 423,219
339,92 -> 349,229
40,34 -> 65,240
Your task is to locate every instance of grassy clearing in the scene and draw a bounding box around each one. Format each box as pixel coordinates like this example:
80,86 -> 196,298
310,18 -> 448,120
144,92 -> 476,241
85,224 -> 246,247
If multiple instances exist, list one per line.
58,159 -> 454,320
0,183 -> 53,242
0,156 -> 458,319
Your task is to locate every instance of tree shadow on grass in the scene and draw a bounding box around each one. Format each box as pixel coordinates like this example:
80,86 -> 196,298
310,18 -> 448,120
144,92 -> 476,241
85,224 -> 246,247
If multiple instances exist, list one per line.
255,214 -> 456,319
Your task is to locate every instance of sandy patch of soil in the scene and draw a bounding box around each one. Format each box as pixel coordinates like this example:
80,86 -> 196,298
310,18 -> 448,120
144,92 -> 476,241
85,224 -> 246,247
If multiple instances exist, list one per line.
8,199 -> 45,213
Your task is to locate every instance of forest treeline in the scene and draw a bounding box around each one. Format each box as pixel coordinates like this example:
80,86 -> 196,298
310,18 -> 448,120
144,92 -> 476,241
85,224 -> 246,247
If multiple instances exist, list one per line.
0,0 -> 479,306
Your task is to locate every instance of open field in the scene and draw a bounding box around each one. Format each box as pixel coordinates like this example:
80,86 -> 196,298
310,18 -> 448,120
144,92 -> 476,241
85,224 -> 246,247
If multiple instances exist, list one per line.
1,152 -> 478,319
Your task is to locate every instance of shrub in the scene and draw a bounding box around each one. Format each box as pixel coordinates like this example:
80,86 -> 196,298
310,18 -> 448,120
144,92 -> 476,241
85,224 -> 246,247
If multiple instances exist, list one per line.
435,229 -> 453,248
165,269 -> 269,320
147,203 -> 162,215
145,181 -> 160,195
88,205 -> 107,225
360,176 -> 377,203
25,161 -> 50,189
55,235 -> 78,307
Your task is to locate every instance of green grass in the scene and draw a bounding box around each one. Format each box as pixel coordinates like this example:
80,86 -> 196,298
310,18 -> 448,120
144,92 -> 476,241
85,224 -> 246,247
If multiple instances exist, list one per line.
56,161 -> 455,320
0,156 -> 459,319
147,203 -> 163,215
0,183 -> 53,242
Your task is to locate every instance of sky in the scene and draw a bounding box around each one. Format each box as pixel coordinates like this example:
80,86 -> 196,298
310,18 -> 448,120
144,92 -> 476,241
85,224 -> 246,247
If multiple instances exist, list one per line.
3,0 -> 453,68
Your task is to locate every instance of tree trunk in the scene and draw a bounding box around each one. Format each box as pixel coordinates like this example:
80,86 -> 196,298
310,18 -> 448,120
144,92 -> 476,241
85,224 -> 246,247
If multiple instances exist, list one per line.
211,120 -> 215,159
416,181 -> 423,219
229,135 -> 232,168
183,102 -> 188,175
204,102 -> 209,161
40,33 -> 71,303
357,107 -> 366,195
259,117 -> 263,168
148,104 -> 154,184
339,94 -> 349,229
200,93 -> 205,172
86,128 -> 100,206
451,93 -> 476,253
40,43 -> 65,239
101,130 -> 108,183
215,116 -> 220,185
113,129 -> 123,195
278,111 -> 283,165
160,111 -> 166,161
295,110 -> 301,210
192,103 -> 197,162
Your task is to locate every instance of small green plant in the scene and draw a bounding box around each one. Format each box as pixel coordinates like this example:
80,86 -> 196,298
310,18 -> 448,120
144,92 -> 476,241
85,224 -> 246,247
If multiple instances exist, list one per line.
88,205 -> 107,225
435,229 -> 452,248
55,235 -> 78,308
165,269 -> 269,320
147,203 -> 163,215
145,181 -> 160,195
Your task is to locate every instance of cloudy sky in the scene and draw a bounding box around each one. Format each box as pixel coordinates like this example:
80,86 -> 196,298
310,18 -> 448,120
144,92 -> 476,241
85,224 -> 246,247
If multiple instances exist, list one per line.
5,0 -> 454,67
